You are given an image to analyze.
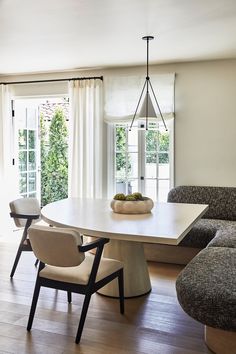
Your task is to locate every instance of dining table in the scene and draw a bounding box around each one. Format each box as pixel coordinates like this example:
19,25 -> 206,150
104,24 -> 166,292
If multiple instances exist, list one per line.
41,198 -> 208,298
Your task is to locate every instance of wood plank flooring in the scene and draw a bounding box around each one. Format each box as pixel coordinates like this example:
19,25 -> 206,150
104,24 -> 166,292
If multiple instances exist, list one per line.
0,229 -> 212,354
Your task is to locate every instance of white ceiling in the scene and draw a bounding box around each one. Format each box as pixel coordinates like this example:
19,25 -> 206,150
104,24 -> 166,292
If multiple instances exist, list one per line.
1,0 -> 236,75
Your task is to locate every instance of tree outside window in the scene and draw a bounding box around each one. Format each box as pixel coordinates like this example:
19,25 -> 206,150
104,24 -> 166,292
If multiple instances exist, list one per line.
40,108 -> 68,206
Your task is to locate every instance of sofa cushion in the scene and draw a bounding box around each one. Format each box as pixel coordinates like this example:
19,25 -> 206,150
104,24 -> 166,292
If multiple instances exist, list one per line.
179,219 -> 236,248
208,226 -> 236,248
168,186 -> 236,221
176,247 -> 236,331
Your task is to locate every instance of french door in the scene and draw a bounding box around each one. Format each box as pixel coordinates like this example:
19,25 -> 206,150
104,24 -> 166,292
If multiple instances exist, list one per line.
14,100 -> 40,201
13,97 -> 69,205
114,120 -> 173,202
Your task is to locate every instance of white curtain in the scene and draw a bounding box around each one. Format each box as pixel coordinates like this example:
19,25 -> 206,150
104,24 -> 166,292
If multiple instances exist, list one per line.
104,73 -> 175,123
0,85 -> 10,181
0,85 -> 18,226
68,79 -> 103,199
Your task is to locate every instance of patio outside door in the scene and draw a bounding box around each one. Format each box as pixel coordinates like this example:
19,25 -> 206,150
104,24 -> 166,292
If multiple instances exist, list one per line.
13,97 -> 69,205
14,100 -> 40,201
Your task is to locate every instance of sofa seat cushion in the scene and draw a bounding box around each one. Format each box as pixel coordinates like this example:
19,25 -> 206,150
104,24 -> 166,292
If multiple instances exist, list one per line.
208,226 -> 236,248
176,247 -> 236,331
179,219 -> 236,248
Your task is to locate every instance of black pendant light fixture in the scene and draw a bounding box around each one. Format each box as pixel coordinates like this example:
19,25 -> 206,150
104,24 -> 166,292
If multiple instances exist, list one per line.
129,36 -> 168,131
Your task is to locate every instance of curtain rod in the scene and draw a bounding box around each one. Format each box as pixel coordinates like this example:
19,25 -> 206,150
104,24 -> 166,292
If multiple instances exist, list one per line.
0,76 -> 103,85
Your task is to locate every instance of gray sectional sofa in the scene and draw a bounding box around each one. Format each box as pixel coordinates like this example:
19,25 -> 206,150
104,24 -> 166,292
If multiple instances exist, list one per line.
176,227 -> 236,354
169,186 -> 236,354
144,186 -> 236,264
167,185 -> 236,248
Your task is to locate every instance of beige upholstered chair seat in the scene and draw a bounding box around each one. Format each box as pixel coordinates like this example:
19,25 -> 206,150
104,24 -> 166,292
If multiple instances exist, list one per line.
40,253 -> 123,285
27,225 -> 125,344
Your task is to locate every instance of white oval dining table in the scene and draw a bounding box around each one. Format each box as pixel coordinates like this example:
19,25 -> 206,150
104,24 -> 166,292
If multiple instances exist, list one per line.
41,198 -> 208,298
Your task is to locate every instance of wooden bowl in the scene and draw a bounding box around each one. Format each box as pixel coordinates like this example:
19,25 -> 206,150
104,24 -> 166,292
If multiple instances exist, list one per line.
110,197 -> 154,214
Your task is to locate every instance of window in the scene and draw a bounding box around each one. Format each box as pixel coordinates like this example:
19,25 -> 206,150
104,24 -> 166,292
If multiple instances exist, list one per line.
14,97 -> 69,203
111,119 -> 174,202
17,104 -> 39,199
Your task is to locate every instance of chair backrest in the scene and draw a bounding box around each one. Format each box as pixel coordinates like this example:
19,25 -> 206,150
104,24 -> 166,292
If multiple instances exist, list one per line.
28,225 -> 85,267
9,198 -> 41,227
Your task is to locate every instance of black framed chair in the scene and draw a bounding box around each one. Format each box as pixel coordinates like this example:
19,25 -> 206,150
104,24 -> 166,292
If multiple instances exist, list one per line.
27,225 -> 124,344
9,198 -> 41,278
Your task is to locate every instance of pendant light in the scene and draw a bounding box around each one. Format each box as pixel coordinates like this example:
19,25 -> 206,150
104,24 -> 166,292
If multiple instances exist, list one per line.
129,36 -> 167,131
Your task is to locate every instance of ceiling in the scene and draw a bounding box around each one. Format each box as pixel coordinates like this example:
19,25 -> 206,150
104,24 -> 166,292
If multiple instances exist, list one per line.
1,0 -> 236,75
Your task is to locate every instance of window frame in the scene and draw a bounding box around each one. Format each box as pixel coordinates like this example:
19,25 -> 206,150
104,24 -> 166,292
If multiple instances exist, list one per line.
107,118 -> 174,201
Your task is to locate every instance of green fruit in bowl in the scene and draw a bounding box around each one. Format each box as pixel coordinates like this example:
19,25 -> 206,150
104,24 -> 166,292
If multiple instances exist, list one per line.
125,195 -> 136,201
132,192 -> 143,200
113,193 -> 126,200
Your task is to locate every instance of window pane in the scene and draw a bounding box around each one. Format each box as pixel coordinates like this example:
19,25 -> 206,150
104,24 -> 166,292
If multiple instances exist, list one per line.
28,151 -> 36,170
115,181 -> 127,194
158,152 -> 169,163
115,180 -> 133,194
19,151 -> 27,171
29,172 -> 36,192
116,127 -> 126,152
28,192 -> 37,198
129,179 -> 138,195
28,130 -> 36,149
145,179 -> 157,201
158,180 -> 170,202
146,153 -> 157,178
128,128 -> 138,152
128,153 -> 138,178
19,130 -> 27,150
116,152 -> 126,180
146,130 -> 158,152
19,173 -> 27,194
16,103 -> 27,129
159,163 -> 170,179
27,107 -> 37,129
159,131 -> 169,151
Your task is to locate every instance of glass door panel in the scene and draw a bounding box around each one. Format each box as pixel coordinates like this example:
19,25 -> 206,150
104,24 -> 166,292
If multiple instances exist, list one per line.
145,179 -> 157,200
158,179 -> 170,202
114,121 -> 172,201
15,100 -> 39,200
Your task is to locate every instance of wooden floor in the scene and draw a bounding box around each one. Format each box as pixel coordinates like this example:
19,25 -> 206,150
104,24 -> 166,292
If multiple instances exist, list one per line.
0,229 -> 212,354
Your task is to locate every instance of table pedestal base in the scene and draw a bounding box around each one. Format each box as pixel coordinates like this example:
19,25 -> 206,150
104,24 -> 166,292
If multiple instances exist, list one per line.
98,239 -> 151,298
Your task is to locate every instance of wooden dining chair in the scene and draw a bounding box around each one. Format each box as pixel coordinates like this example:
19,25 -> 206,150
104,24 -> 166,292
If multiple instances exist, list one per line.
9,198 -> 41,278
27,225 -> 124,344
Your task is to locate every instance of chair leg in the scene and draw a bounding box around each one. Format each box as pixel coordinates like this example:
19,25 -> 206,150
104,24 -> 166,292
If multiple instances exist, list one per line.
10,245 -> 23,278
27,277 -> 41,331
10,223 -> 30,278
75,293 -> 92,344
67,291 -> 72,303
118,269 -> 124,314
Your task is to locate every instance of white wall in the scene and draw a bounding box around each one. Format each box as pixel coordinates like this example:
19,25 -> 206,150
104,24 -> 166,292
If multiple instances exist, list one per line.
173,60 -> 236,187
2,58 -> 236,188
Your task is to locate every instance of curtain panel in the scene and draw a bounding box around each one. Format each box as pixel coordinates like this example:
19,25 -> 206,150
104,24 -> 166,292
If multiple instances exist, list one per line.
68,79 -> 103,199
0,85 -> 19,220
0,85 -> 11,179
104,73 -> 175,123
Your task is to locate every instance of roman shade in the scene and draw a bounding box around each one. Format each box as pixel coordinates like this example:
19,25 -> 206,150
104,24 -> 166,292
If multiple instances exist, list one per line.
104,73 -> 175,124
